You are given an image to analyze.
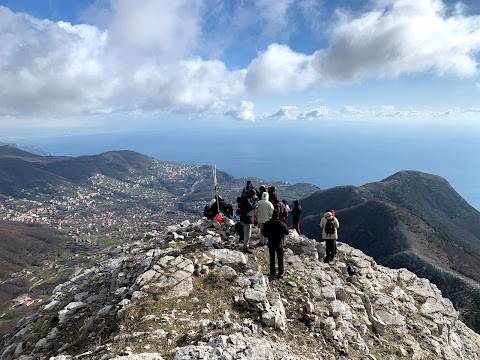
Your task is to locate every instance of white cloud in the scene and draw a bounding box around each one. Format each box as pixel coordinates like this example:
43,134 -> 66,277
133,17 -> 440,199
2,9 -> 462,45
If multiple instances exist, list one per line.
268,106 -> 299,120
225,101 -> 256,122
299,106 -> 329,120
313,0 -> 480,82
0,7 -> 112,116
245,44 -> 316,93
341,105 -> 363,115
465,108 -> 480,112
0,5 -> 246,117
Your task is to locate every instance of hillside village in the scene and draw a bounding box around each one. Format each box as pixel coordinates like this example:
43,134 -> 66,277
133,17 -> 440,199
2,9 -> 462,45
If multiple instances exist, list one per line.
0,170 -> 206,244
1,217 -> 479,359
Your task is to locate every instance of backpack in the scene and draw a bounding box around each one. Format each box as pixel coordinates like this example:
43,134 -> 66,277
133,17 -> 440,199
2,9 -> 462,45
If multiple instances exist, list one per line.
325,218 -> 336,235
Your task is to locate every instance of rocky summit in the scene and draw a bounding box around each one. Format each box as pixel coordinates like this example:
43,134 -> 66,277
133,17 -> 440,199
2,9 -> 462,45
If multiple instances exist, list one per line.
1,218 -> 480,360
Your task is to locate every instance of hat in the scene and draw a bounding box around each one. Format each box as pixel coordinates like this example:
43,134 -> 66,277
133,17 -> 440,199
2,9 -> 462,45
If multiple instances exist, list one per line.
293,200 -> 299,204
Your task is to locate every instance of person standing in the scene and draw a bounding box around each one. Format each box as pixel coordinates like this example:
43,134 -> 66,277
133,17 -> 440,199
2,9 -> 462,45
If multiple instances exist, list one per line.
255,192 -> 274,245
279,199 -> 289,224
242,180 -> 256,196
262,210 -> 289,278
319,209 -> 340,263
240,189 -> 257,253
267,186 -> 281,213
290,200 -> 302,235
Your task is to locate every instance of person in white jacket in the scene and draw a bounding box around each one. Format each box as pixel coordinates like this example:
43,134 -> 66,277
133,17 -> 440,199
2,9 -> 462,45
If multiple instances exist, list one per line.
255,192 -> 274,245
319,210 -> 340,262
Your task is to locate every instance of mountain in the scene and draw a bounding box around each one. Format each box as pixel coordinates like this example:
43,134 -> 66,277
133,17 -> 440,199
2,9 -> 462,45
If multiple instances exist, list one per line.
0,145 -> 319,244
1,218 -> 479,359
0,142 -> 50,156
299,170 -> 480,332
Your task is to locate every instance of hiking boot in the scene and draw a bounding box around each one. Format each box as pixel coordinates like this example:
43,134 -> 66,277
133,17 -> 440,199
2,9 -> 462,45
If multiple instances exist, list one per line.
323,256 -> 330,263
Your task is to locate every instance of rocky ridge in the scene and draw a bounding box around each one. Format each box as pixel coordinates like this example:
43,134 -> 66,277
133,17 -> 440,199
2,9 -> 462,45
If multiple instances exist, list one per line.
1,218 -> 480,360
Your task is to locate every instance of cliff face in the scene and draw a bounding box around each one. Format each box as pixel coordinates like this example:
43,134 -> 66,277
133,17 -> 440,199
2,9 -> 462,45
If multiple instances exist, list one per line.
1,218 -> 480,360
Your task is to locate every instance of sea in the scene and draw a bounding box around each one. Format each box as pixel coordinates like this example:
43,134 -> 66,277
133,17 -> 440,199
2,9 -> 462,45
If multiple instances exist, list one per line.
14,122 -> 480,210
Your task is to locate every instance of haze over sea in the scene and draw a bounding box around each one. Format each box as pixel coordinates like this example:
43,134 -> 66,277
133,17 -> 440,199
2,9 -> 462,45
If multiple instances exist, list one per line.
16,122 -> 480,211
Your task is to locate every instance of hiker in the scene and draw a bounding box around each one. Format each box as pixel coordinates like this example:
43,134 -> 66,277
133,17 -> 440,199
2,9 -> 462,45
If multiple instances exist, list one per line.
242,180 -> 256,197
240,188 -> 257,253
235,196 -> 244,241
257,184 -> 267,199
319,209 -> 340,263
279,199 -> 289,223
262,210 -> 289,278
255,192 -> 274,245
267,186 -> 281,213
290,200 -> 302,235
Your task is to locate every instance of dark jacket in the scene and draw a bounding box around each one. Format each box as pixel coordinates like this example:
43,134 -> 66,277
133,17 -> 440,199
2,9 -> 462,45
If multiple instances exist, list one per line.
290,204 -> 302,221
262,215 -> 289,249
209,199 -> 227,220
240,190 -> 257,224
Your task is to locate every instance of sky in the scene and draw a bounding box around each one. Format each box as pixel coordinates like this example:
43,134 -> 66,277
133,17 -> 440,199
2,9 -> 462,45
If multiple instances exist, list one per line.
0,0 -> 480,133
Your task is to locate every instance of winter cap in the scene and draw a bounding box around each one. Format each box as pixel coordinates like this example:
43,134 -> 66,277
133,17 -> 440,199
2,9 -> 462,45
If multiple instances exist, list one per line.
293,200 -> 299,204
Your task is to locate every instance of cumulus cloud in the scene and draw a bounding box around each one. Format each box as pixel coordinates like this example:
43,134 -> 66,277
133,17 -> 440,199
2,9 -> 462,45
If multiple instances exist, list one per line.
225,101 -> 256,122
245,44 -> 316,93
0,8 -> 111,115
313,0 -> 480,82
0,5 -> 246,116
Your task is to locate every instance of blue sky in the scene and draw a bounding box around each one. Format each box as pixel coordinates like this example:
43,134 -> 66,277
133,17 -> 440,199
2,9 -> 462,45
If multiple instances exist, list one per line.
0,0 -> 480,132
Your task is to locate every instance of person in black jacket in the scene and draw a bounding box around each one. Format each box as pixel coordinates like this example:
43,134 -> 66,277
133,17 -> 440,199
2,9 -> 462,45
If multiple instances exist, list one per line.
262,210 -> 289,278
290,200 -> 302,235
240,188 -> 257,253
